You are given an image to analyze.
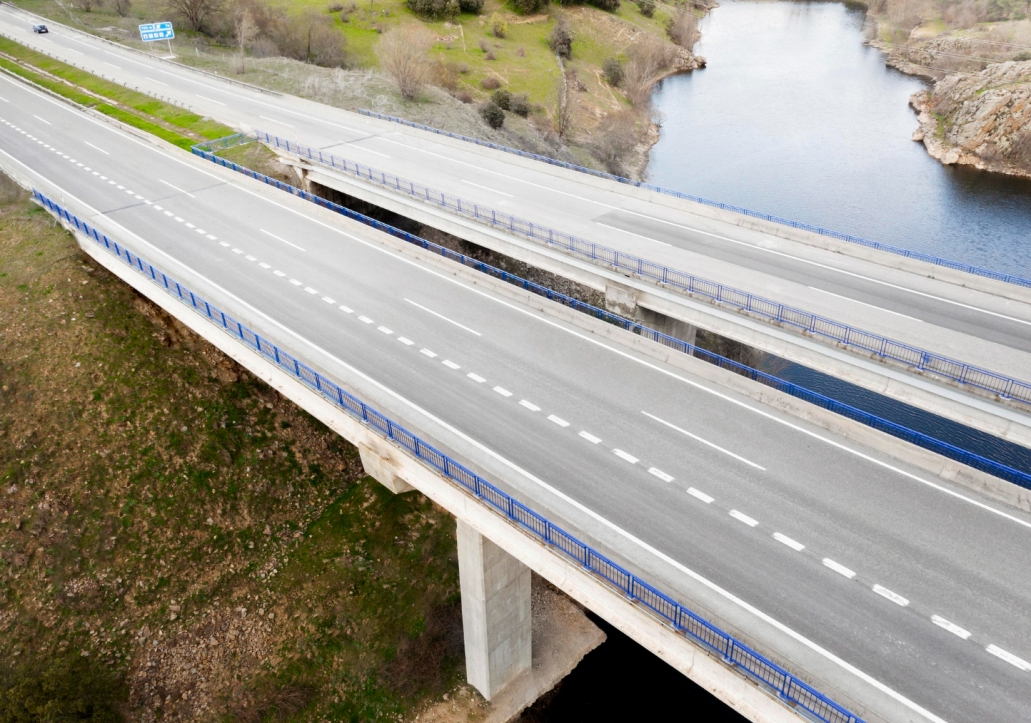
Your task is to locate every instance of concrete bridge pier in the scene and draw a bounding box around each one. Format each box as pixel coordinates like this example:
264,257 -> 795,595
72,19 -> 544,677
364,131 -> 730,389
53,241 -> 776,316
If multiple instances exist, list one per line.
457,519 -> 533,700
357,444 -> 414,494
606,282 -> 698,347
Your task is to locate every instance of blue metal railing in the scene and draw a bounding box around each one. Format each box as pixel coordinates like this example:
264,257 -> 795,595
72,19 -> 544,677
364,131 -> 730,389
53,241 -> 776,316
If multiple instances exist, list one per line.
35,187 -> 865,723
190,138 -> 1031,491
239,130 -> 1031,410
356,108 -> 1031,291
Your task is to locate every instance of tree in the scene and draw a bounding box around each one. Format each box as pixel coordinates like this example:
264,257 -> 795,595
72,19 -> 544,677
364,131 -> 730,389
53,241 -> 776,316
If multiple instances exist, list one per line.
73,0 -> 102,11
113,0 -> 132,16
512,0 -> 546,12
166,0 -> 224,32
376,24 -> 432,101
231,1 -> 258,73
548,15 -> 572,59
622,34 -> 675,106
667,9 -> 700,49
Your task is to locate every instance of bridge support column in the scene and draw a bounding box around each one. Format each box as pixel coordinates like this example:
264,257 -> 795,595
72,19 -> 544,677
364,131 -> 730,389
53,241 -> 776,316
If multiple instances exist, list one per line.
604,282 -> 639,318
358,444 -> 414,494
636,306 -> 698,347
457,519 -> 532,701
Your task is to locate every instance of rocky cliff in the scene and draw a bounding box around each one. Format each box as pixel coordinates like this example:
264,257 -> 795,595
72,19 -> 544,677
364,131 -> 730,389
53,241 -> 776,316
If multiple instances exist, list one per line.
910,60 -> 1031,178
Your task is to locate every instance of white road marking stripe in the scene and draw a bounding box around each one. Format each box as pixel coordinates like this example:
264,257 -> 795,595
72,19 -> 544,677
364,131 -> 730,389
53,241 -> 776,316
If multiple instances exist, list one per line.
493,386 -> 513,397
185,222 -> 195,228
986,645 -> 1031,671
345,142 -> 389,158
642,411 -> 765,471
519,399 -> 540,411
338,305 -> 353,313
420,348 -> 437,357
117,184 -> 124,189
648,467 -> 673,482
773,533 -> 805,551
823,559 -> 856,579
259,262 -> 271,269
443,360 -> 461,369
259,228 -> 305,251
579,431 -> 601,444
594,221 -> 672,247
195,94 -> 226,106
220,242 -> 231,248
730,510 -> 759,527
83,140 -> 109,154
687,487 -> 714,504
466,372 -> 486,383
289,279 -> 302,286
232,248 -> 243,254
321,296 -> 335,304
159,178 -> 195,198
206,234 -> 217,240
304,287 -> 318,295
872,585 -> 909,607
164,211 -> 173,216
808,287 -> 922,323
548,415 -> 569,427
273,271 -> 285,276
612,449 -> 638,464
404,298 -> 481,335
358,316 -> 374,324
462,179 -> 514,197
144,77 -> 169,86
259,114 -> 294,127
103,61 -> 121,69
245,255 -> 256,261
378,326 -> 393,334
398,337 -> 414,345
32,114 -> 51,125
174,217 -> 184,222
930,616 -> 970,639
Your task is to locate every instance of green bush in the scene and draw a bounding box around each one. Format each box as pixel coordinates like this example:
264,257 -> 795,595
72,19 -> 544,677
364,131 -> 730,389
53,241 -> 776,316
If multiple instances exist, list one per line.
479,102 -> 505,129
1014,51 -> 1031,61
510,92 -> 531,117
548,20 -> 573,59
491,88 -> 512,110
406,0 -> 482,17
637,0 -> 655,16
512,0 -> 547,12
603,57 -> 624,86
0,655 -> 127,723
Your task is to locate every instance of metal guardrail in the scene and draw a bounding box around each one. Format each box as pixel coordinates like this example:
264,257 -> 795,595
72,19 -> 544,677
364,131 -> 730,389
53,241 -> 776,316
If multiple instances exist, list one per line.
34,187 -> 866,723
356,108 -> 1031,291
191,136 -> 1031,490
246,130 -> 1031,410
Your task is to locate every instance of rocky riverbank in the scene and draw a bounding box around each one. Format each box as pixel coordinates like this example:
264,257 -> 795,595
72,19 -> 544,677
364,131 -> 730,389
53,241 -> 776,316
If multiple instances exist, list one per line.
909,60 -> 1031,179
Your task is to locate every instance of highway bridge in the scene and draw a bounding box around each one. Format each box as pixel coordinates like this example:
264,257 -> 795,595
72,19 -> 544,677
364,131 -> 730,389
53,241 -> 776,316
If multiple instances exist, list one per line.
0,4 -> 1029,452
0,10 -> 1029,723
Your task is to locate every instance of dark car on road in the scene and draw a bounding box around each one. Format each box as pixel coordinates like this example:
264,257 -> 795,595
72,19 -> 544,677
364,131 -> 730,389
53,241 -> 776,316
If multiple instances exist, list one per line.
31,24 -> 48,33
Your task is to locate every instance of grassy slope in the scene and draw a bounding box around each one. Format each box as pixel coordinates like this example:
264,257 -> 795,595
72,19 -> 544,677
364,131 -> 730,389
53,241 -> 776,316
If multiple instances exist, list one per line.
0,174 -> 464,721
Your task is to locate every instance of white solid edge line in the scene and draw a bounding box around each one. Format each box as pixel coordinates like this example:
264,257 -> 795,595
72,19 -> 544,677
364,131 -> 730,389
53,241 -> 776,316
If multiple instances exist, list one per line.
872,585 -> 909,607
985,645 -> 1031,672
822,559 -> 857,579
687,487 -> 714,504
930,615 -> 971,640
773,533 -> 805,551
0,75 -> 951,723
808,286 -> 922,323
642,411 -> 766,471
461,179 -> 515,198
158,178 -> 196,199
403,298 -> 482,336
615,207 -> 1031,327
729,510 -> 759,527
594,221 -> 672,247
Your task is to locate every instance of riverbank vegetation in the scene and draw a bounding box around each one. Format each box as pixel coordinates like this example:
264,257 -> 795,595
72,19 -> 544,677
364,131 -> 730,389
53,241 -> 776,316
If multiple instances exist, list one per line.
11,0 -> 707,178
0,171 -> 467,721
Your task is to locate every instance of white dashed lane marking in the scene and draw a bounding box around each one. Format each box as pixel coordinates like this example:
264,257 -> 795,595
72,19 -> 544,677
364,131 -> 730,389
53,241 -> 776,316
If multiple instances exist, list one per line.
321,296 -> 335,304
823,559 -> 856,579
397,337 -> 414,346
377,326 -> 393,335
612,449 -> 638,464
729,510 -> 759,527
304,287 -> 318,295
467,373 -> 486,383
578,431 -> 601,444
420,348 -> 437,357
986,645 -> 1031,672
442,360 -> 461,370
872,585 -> 909,607
493,386 -> 513,398
687,487 -> 714,504
931,616 -> 971,640
338,305 -> 353,313
648,467 -> 673,483
519,400 -> 540,411
273,270 -> 285,276
358,316 -> 374,324
773,533 -> 805,552
548,415 -> 569,427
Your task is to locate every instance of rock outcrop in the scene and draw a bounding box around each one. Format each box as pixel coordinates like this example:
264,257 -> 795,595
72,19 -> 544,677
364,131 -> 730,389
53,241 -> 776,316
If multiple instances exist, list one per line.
910,60 -> 1031,178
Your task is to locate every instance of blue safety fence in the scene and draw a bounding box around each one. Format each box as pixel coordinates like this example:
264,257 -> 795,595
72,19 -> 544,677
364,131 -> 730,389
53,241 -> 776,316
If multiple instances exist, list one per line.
233,130 -> 1031,410
34,188 -> 865,723
356,108 -> 1031,291
189,138 -> 1031,491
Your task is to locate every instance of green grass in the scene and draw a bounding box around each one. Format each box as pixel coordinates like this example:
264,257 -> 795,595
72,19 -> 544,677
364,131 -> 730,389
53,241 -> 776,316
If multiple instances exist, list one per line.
0,35 -> 232,143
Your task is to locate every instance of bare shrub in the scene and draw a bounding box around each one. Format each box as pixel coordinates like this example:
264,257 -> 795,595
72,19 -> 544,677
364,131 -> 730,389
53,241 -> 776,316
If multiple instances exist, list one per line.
231,1 -> 259,73
231,684 -> 314,723
376,24 -> 432,101
113,0 -> 132,17
622,35 -> 675,106
479,37 -> 490,52
73,0 -> 102,10
942,0 -> 986,28
273,9 -> 347,66
481,75 -> 501,89
431,58 -> 461,90
886,0 -> 924,32
590,110 -> 641,175
667,9 -> 700,49
249,36 -> 279,57
516,46 -> 525,56
455,90 -> 473,103
166,0 -> 224,31
485,50 -> 496,60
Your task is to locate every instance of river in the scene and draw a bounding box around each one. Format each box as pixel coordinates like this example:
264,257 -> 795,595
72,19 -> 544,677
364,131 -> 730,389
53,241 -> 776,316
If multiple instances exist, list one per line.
648,0 -> 1031,273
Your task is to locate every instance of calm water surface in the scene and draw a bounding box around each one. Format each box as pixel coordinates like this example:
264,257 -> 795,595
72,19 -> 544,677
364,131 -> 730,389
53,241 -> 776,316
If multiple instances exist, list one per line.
648,0 -> 1031,274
